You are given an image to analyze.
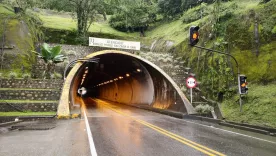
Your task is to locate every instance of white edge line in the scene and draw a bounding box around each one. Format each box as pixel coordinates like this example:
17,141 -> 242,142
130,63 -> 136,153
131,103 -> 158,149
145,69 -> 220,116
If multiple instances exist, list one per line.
83,107 -> 98,156
183,120 -> 276,145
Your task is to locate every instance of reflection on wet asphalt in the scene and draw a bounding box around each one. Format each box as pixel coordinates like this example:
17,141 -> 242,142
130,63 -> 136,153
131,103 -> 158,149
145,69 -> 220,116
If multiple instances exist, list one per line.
84,98 -> 276,156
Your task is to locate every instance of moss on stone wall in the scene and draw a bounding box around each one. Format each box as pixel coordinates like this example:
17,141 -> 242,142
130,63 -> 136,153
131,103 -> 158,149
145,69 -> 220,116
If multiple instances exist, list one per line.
1,16 -> 36,76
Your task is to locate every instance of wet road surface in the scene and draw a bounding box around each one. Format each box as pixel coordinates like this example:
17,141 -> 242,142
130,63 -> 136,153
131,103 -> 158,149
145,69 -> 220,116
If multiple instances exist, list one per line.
0,119 -> 90,156
85,98 -> 276,156
1,98 -> 276,156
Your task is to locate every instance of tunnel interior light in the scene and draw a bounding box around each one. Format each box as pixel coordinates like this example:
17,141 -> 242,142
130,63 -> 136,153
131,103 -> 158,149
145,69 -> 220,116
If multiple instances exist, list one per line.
85,70 -> 88,74
137,69 -> 141,72
119,76 -> 123,79
110,80 -> 114,82
126,74 -> 130,77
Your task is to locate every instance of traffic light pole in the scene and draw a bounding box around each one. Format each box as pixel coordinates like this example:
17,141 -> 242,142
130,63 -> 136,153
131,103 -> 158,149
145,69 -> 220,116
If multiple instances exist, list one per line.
193,45 -> 243,112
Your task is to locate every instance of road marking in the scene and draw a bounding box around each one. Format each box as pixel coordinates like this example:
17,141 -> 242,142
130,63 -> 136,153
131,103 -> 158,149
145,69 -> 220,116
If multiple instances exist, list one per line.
95,99 -> 226,156
82,104 -> 98,156
183,120 -> 276,145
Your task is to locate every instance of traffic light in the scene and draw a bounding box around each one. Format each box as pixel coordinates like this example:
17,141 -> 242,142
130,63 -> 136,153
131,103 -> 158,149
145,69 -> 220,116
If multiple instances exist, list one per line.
189,26 -> 200,46
239,75 -> 248,94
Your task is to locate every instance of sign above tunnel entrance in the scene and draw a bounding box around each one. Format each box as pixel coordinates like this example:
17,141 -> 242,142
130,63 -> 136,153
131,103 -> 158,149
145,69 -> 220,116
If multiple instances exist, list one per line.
89,37 -> 140,50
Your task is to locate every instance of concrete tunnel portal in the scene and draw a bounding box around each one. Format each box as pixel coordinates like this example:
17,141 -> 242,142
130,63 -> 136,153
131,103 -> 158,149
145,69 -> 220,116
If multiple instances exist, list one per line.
57,50 -> 195,118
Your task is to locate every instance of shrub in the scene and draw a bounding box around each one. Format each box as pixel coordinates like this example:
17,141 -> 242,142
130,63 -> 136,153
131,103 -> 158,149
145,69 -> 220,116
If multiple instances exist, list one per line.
51,72 -> 63,79
55,72 -> 63,79
22,73 -> 31,80
8,72 -> 18,79
0,73 -> 3,79
195,104 -> 213,114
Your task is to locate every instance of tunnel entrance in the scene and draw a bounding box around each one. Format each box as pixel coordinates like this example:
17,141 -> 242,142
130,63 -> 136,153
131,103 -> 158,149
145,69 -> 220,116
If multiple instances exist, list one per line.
57,50 -> 195,118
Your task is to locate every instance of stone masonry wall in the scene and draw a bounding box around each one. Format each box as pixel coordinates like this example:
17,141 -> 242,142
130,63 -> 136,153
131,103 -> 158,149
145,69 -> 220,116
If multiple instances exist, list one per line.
0,90 -> 60,101
0,79 -> 64,89
0,79 -> 64,112
0,102 -> 57,112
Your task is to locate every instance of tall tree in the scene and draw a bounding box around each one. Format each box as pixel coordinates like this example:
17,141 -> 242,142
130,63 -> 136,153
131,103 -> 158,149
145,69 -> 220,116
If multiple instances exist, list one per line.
69,0 -> 99,37
109,0 -> 157,36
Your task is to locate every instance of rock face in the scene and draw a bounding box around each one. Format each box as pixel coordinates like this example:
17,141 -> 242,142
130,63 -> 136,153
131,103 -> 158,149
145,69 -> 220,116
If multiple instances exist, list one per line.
0,17 -> 36,75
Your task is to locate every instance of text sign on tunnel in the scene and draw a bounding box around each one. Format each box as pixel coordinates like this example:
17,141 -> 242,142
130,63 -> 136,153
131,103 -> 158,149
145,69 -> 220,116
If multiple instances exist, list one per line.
186,77 -> 197,88
89,37 -> 140,50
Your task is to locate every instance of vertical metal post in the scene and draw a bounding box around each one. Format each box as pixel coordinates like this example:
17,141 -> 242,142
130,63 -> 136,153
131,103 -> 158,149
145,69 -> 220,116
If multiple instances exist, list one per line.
239,94 -> 242,112
237,67 -> 242,112
190,88 -> 193,104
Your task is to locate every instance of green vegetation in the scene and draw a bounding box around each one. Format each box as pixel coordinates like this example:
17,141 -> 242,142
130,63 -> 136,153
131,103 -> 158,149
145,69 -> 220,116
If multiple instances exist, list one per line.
195,104 -> 213,115
33,43 -> 66,79
39,14 -> 139,39
0,112 -> 56,116
8,71 -> 18,79
221,84 -> 276,128
0,3 -> 15,15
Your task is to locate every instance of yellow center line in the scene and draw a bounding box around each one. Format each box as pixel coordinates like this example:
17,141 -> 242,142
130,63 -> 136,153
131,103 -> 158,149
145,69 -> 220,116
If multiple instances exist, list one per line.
93,99 -> 226,156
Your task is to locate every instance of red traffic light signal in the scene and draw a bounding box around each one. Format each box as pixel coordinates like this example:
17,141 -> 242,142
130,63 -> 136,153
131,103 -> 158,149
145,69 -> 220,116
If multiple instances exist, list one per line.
189,26 -> 200,46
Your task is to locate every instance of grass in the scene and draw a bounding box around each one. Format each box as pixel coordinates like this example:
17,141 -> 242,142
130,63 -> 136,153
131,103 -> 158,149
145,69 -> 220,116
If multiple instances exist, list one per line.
0,100 -> 58,103
221,84 -> 276,128
0,4 -> 15,15
0,112 -> 56,116
39,14 -> 139,40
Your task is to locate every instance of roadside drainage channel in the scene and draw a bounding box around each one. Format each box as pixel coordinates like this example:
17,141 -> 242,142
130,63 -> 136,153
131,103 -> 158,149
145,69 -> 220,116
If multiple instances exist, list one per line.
0,116 -> 57,131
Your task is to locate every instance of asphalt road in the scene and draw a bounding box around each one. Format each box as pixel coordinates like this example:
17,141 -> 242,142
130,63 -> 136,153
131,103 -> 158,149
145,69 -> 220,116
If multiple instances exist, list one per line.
1,98 -> 276,156
85,98 -> 276,156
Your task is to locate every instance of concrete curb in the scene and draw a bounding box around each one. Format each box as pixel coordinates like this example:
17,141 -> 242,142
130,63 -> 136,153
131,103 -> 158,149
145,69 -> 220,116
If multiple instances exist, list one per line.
0,120 -> 23,127
224,121 -> 276,133
183,115 -> 221,124
219,122 -> 271,135
0,116 -> 56,126
182,115 -> 275,136
135,105 -> 184,119
18,116 -> 56,121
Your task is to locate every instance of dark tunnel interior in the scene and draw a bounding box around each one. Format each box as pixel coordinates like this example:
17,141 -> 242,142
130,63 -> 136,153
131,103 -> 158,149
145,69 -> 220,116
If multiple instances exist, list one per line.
72,53 -> 188,113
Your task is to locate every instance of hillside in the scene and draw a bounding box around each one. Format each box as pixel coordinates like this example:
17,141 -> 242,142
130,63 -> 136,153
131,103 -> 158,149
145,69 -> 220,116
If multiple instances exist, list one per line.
37,9 -> 139,40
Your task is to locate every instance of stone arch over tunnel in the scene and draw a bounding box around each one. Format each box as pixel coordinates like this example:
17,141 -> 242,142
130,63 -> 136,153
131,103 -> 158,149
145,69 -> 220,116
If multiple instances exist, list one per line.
57,50 -> 195,118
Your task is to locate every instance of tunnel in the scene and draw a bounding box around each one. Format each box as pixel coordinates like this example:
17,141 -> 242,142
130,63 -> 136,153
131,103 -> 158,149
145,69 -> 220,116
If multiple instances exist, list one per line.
57,50 -> 195,118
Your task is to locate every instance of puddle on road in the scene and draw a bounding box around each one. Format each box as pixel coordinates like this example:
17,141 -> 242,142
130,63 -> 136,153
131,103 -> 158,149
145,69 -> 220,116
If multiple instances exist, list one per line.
0,119 -> 57,133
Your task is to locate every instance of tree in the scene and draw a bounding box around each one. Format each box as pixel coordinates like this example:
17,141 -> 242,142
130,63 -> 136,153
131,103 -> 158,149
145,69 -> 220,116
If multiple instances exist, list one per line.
157,0 -> 214,19
14,0 -> 33,9
69,0 -> 99,37
109,0 -> 157,36
33,43 -> 66,79
38,0 -> 74,12
158,0 -> 183,19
